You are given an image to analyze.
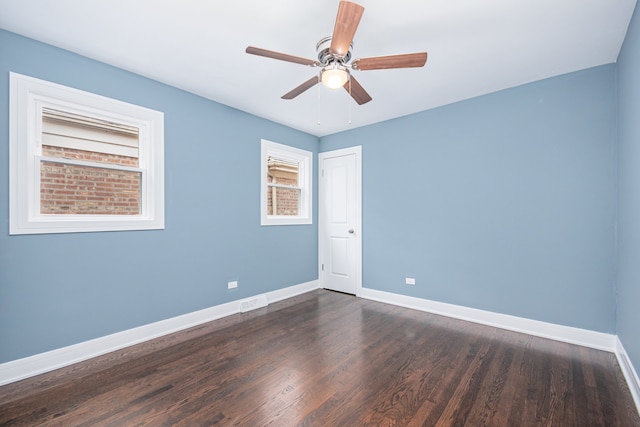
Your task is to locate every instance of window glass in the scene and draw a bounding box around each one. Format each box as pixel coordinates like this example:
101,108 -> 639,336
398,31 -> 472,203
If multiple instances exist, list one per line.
267,156 -> 300,216
40,108 -> 142,215
260,140 -> 312,225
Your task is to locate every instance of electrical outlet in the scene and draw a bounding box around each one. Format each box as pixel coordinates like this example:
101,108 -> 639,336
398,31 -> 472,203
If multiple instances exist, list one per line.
228,280 -> 238,289
405,277 -> 416,285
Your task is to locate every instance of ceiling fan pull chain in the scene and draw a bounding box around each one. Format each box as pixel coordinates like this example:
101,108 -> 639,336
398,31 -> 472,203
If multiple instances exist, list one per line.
348,77 -> 352,125
317,73 -> 321,125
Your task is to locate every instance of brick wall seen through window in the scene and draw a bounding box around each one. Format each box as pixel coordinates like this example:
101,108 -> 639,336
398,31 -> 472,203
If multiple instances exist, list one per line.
266,157 -> 300,216
41,146 -> 141,215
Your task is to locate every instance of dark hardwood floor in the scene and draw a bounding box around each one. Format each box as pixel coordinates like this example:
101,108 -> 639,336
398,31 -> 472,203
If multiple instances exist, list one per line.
1,290 -> 638,426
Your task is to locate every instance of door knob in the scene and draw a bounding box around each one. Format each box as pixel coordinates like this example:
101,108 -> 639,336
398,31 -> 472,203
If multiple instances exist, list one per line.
348,229 -> 355,234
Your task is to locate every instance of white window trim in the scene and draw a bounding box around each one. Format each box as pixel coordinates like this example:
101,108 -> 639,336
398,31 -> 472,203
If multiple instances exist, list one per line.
261,139 -> 312,226
9,72 -> 165,235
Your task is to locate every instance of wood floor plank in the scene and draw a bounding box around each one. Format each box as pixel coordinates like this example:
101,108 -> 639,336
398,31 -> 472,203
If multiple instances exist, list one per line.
463,337 -> 514,426
1,290 -> 638,426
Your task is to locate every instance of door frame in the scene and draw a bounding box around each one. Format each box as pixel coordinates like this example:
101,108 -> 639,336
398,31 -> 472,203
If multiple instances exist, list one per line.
318,145 -> 362,296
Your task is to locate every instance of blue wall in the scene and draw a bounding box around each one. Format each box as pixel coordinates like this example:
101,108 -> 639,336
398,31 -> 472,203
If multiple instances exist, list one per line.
617,2 -> 640,377
0,30 -> 319,363
0,25 -> 633,370
322,65 -> 618,333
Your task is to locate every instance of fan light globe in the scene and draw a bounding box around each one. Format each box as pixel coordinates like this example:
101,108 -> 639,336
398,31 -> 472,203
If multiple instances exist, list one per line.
321,67 -> 349,89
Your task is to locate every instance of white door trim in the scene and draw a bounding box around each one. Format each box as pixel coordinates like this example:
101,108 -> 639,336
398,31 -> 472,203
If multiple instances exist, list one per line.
318,146 -> 362,296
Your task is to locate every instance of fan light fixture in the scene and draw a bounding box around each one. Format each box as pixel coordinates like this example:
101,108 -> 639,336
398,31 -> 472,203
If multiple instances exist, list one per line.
321,64 -> 349,89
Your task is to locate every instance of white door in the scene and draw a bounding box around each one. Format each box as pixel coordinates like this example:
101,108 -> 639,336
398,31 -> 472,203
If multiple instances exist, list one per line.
319,146 -> 361,295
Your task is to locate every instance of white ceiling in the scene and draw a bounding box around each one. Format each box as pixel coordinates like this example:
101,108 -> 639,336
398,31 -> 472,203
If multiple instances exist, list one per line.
1,0 -> 637,137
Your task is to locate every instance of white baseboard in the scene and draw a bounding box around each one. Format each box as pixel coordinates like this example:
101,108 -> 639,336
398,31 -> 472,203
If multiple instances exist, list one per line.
0,280 -> 320,387
266,279 -> 321,304
616,337 -> 640,414
359,287 -> 617,352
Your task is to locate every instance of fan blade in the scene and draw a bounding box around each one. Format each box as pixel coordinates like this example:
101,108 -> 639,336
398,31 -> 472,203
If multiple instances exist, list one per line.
330,1 -> 365,58
246,46 -> 319,66
344,75 -> 372,105
353,52 -> 428,70
281,76 -> 319,100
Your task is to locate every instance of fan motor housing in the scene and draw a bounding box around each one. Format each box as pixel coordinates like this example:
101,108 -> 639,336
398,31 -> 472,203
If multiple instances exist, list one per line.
316,36 -> 352,65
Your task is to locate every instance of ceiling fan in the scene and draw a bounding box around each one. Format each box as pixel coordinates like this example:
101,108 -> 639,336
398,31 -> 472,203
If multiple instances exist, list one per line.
245,0 -> 428,105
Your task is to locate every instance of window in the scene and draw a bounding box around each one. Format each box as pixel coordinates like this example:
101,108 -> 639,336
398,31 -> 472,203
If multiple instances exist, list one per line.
10,73 -> 164,234
260,139 -> 312,225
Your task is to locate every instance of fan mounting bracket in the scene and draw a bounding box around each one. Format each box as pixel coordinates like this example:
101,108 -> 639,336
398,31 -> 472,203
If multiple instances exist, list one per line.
316,36 -> 352,66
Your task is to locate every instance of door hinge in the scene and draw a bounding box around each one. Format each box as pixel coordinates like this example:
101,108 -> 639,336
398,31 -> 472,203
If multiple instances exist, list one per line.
322,263 -> 324,271
322,169 -> 324,177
